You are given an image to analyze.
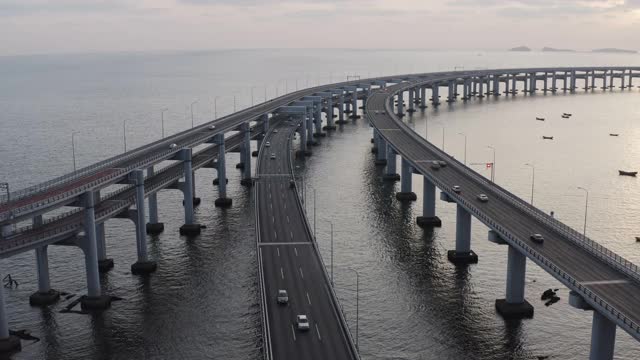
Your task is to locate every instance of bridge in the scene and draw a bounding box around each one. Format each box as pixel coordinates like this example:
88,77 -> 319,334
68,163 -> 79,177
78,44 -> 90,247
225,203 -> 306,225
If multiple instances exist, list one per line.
0,67 -> 638,359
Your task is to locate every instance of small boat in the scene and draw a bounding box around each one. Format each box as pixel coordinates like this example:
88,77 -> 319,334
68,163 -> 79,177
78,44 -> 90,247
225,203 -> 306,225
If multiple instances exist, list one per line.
563,113 -> 572,116
542,136 -> 554,140
536,117 -> 545,121
618,170 -> 638,177
609,133 -> 619,137
636,236 -> 640,242
561,115 -> 570,119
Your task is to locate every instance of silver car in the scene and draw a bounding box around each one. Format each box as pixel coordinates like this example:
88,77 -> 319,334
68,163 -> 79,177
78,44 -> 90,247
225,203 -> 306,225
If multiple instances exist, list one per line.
530,233 -> 544,244
297,315 -> 310,331
277,290 -> 288,305
477,194 -> 489,202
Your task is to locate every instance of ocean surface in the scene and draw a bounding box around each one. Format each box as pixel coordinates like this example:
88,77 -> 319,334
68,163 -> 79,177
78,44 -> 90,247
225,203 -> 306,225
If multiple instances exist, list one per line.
0,49 -> 640,359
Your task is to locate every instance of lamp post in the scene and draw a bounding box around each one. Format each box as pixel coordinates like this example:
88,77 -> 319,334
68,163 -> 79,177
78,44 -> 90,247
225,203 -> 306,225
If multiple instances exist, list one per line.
524,163 -> 535,205
346,267 -> 360,350
487,146 -> 496,182
71,131 -> 79,171
161,108 -> 168,138
190,100 -> 198,128
458,132 -> 467,165
577,186 -> 589,237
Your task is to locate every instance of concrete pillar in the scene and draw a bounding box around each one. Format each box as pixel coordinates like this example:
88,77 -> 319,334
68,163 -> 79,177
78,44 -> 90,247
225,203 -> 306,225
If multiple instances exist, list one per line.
589,311 -> 617,360
447,204 -> 478,264
591,71 -> 596,90
478,77 -> 484,98
383,145 -> 399,181
306,112 -> 314,146
241,122 -> 253,186
395,158 -> 416,201
602,71 -> 608,90
407,88 -> 415,112
523,74 -> 529,94
0,273 -> 20,352
493,76 -> 500,96
571,70 -> 577,92
351,90 -> 358,119
397,92 -> 404,116
96,222 -> 113,272
447,81 -> 454,102
543,72 -> 548,92
503,78 -> 509,96
563,71 -> 569,92
29,242 -> 61,306
325,97 -> 336,130
552,72 -> 557,92
529,73 -> 536,94
215,134 -> 232,207
432,83 -> 440,106
375,132 -> 387,166
511,74 -> 517,95
463,79 -> 469,100
629,71 -> 633,88
80,191 -> 111,310
495,245 -> 534,318
472,78 -> 478,96
419,87 -> 427,108
131,170 -> 156,274
146,166 -> 164,235
621,71 -> 626,90
417,178 -> 441,227
337,94 -> 345,123
183,152 -> 194,224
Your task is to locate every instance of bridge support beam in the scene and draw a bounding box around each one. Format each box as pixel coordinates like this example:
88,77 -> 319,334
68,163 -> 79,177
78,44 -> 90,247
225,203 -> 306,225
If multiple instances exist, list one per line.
447,204 -> 478,264
383,145 -> 399,181
431,83 -> 440,106
375,132 -> 387,166
29,244 -> 60,306
80,191 -> 112,310
419,87 -> 427,108
214,134 -> 232,208
240,122 -> 253,186
0,271 -> 20,353
495,244 -> 534,318
407,88 -> 415,112
131,170 -> 157,274
417,178 -> 441,227
589,311 -> 617,360
177,149 -> 201,235
397,92 -> 404,117
146,166 -> 164,235
395,158 -> 416,201
96,222 -> 113,272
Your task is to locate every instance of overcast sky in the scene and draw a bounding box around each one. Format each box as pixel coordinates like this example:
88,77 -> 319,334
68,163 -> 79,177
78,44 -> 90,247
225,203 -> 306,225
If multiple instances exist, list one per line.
1,0 -> 639,56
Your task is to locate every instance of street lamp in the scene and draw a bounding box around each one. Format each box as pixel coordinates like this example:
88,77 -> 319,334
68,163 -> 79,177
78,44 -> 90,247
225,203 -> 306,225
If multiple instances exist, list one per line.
161,108 -> 168,138
487,146 -> 496,182
190,100 -> 198,128
577,186 -> 589,237
458,132 -> 467,165
346,267 -> 360,350
524,163 -> 535,205
71,131 -> 79,171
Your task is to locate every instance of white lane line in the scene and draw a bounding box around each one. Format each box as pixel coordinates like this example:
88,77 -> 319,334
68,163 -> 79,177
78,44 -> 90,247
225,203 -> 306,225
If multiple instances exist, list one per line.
299,267 -> 304,279
284,203 -> 287,209
272,215 -> 275,224
581,279 -> 629,286
290,231 -> 294,240
276,248 -> 280,257
270,203 -> 272,210
287,215 -> 290,223
315,324 -> 322,341
306,292 -> 311,305
294,247 -> 298,256
274,231 -> 278,240
280,267 -> 285,279
291,324 -> 297,342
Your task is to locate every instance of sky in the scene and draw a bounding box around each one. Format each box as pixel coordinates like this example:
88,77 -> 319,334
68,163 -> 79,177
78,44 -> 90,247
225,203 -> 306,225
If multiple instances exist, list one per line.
1,0 -> 640,56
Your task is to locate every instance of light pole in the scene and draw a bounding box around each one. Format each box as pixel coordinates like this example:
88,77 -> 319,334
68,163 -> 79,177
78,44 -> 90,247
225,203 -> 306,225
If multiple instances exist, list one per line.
190,100 -> 198,128
524,163 -> 535,205
71,131 -> 79,171
346,268 -> 360,350
161,108 -> 168,138
458,132 -> 467,165
123,119 -> 127,152
487,146 -> 496,182
577,186 -> 589,237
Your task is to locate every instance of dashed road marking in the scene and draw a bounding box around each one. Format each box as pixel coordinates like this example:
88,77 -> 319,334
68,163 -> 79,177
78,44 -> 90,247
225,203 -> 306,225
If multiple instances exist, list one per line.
315,324 -> 322,341
291,324 -> 297,342
306,292 -> 312,305
280,267 -> 284,279
299,267 -> 304,279
294,247 -> 298,256
276,248 -> 280,256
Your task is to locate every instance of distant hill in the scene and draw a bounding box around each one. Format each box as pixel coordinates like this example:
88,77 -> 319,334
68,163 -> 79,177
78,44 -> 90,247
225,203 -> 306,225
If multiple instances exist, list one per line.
592,48 -> 637,54
509,46 -> 531,52
542,47 -> 575,52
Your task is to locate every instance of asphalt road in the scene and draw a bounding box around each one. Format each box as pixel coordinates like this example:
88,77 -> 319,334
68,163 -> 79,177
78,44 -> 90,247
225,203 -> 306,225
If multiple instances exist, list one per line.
367,83 -> 640,338
256,120 -> 356,360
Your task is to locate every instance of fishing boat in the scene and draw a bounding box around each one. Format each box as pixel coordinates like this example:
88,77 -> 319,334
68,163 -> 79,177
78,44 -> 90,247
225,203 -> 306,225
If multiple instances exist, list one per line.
563,113 -> 572,116
636,237 -> 640,242
536,117 -> 545,121
542,136 -> 554,140
561,115 -> 570,119
609,133 -> 619,136
618,170 -> 638,177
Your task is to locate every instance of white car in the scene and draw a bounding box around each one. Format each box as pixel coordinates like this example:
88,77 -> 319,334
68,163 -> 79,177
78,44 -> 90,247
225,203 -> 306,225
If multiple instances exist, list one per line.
277,290 -> 288,305
297,315 -> 310,331
530,233 -> 544,244
452,185 -> 461,193
477,194 -> 489,202
438,160 -> 447,167
270,153 -> 276,160
169,143 -> 178,149
265,142 -> 271,147
208,125 -> 216,130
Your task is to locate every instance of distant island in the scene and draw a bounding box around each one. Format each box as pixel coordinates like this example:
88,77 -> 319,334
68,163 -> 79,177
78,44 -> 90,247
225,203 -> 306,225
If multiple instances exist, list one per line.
542,47 -> 575,52
592,48 -> 637,54
509,46 -> 531,52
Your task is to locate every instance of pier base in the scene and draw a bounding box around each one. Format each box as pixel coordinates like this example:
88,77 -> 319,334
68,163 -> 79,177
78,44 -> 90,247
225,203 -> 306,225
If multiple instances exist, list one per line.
0,336 -> 21,353
240,178 -> 255,187
131,261 -> 157,275
382,173 -> 400,182
395,192 -> 417,201
447,250 -> 478,264
98,259 -> 114,273
29,289 -> 60,306
146,222 -> 165,235
179,224 -> 202,236
214,198 -> 233,208
80,295 -> 112,311
212,178 -> 228,185
495,299 -> 534,318
416,216 -> 442,228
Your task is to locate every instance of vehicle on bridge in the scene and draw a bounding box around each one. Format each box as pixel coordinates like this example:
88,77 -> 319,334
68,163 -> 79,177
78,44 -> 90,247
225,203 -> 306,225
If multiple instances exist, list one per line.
530,233 -> 545,244
296,315 -> 310,331
277,290 -> 288,305
477,194 -> 489,202
452,185 -> 461,193
270,153 -> 276,160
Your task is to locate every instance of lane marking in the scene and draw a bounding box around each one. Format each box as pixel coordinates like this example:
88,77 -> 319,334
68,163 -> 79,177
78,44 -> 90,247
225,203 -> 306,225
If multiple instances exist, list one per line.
290,231 -> 294,240
581,279 -> 629,286
274,231 -> 278,240
306,292 -> 312,305
259,242 -> 312,246
299,267 -> 304,279
294,247 -> 298,256
276,248 -> 280,257
287,215 -> 290,223
284,203 -> 287,209
270,203 -> 272,210
280,267 -> 284,279
291,324 -> 297,342
315,324 -> 322,341
272,215 -> 275,224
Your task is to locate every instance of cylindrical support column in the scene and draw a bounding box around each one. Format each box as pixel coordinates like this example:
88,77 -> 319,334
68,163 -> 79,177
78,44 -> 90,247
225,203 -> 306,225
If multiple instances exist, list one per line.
375,132 -> 387,166
351,90 -> 358,119
495,244 -> 534,318
83,192 -> 100,297
383,145 -> 399,181
511,74 -> 517,94
589,311 -> 617,360
306,112 -> 314,145
416,178 -> 441,227
35,246 -> 51,293
571,70 -> 577,92
493,76 -> 500,95
602,71 -> 608,90
397,92 -> 404,116
338,95 -> 345,122
420,87 -> 427,108
0,272 -> 20,351
241,122 -> 253,186
447,204 -> 478,264
432,83 -> 440,106
395,158 -> 416,201
146,166 -> 164,234
543,73 -> 548,92
478,78 -> 484,98
325,97 -> 336,129
447,81 -> 454,102
300,111 -> 308,152
463,79 -> 469,100
215,134 -> 232,207
408,88 -> 415,111
183,151 -> 195,225
95,222 -> 113,272
132,169 -> 156,274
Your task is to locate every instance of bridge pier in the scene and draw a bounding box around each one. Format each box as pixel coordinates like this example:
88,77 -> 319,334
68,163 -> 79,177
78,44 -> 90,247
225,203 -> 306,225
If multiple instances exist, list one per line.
240,122 -> 253,186
447,204 -> 478,264
80,191 -> 112,310
375,132 -> 387,166
350,89 -> 359,119
416,178 -> 441,227
96,222 -> 113,272
146,166 -> 164,235
383,145 -> 399,181
478,78 -> 484,98
569,291 -> 617,360
407,88 -> 415,112
131,170 -> 157,274
492,75 -> 500,96
214,134 -> 232,207
177,149 -> 201,235
29,245 -> 60,306
419,87 -> 427,108
0,272 -> 21,353
336,93 -> 346,124
431,83 -> 440,106
324,96 -> 336,130
395,158 -> 416,201
495,241 -> 534,318
397,92 -> 405,117
447,80 -> 455,102
306,110 -> 315,146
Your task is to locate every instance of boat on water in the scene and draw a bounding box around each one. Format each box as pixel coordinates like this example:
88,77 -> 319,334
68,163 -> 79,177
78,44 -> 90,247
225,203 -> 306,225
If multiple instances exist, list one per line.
561,115 -> 570,119
536,117 -> 545,121
542,136 -> 554,140
618,170 -> 638,177
610,133 -> 619,136
563,113 -> 572,116
636,236 -> 640,242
